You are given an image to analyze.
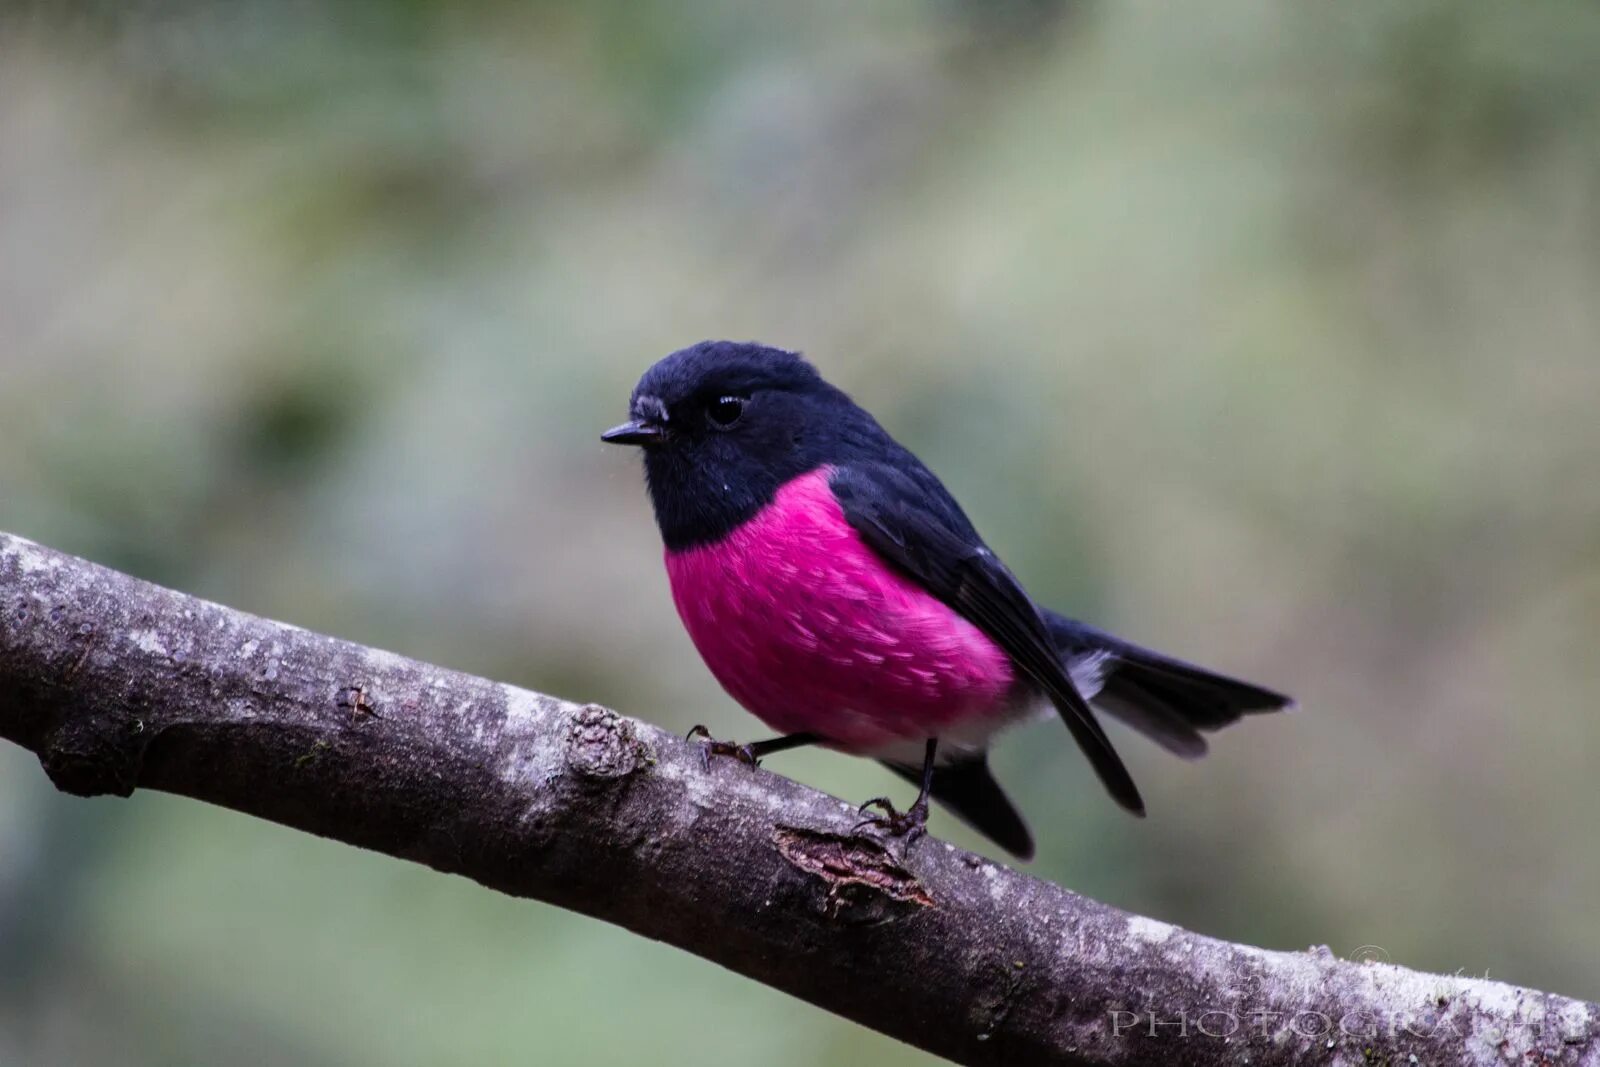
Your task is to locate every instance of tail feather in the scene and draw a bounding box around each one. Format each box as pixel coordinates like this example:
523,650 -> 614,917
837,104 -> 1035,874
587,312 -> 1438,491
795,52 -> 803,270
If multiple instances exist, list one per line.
880,756 -> 1034,861
1045,611 -> 1292,758
1091,689 -> 1211,759
887,615 -> 1287,859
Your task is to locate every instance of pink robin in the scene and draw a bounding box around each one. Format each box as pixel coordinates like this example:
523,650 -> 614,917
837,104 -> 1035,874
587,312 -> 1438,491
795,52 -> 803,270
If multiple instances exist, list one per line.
604,341 -> 1291,859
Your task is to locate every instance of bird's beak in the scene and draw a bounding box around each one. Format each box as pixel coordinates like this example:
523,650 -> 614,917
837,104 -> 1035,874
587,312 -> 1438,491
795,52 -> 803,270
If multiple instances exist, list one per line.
601,419 -> 667,447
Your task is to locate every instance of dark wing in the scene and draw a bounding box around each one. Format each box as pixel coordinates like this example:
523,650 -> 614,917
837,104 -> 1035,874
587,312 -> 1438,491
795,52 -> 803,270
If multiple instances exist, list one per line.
830,463 -> 1145,815
880,755 -> 1035,860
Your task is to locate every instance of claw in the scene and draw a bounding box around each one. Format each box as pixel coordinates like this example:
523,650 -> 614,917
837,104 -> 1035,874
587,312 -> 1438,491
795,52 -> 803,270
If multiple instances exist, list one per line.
685,724 -> 761,770
853,796 -> 930,843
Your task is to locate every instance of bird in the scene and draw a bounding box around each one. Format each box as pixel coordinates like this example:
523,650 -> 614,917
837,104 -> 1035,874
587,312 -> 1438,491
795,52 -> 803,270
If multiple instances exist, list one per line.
602,340 -> 1291,860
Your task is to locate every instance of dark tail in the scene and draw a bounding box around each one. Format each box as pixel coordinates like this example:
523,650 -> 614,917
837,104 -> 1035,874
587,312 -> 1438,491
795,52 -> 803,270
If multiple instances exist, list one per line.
1044,610 -> 1293,759
879,755 -> 1034,861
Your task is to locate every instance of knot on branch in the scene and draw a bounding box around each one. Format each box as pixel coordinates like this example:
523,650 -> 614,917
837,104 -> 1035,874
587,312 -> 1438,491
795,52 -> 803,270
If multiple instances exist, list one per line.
564,704 -> 646,781
773,825 -> 935,919
41,713 -> 148,798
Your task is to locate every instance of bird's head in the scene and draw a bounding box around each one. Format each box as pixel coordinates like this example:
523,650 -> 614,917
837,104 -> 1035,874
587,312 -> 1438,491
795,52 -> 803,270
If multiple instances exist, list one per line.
603,340 -> 883,549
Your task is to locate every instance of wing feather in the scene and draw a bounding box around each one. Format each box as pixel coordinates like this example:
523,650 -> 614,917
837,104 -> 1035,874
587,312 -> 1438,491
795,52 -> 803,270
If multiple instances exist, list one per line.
831,464 -> 1144,815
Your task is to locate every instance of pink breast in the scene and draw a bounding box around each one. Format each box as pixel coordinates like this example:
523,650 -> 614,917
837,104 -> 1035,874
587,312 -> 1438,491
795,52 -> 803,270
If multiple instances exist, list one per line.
663,468 -> 1017,751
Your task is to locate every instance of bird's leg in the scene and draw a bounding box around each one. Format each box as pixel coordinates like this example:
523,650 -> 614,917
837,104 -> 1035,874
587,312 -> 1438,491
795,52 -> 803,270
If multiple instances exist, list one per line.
685,726 -> 821,770
855,738 -> 938,842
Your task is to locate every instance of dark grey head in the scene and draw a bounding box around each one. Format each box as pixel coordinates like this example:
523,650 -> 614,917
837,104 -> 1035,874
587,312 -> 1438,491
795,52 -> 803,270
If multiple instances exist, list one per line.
602,340 -> 890,550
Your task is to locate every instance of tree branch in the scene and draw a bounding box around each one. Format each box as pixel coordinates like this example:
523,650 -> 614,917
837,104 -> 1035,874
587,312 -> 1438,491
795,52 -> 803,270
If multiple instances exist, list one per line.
0,530 -> 1594,1066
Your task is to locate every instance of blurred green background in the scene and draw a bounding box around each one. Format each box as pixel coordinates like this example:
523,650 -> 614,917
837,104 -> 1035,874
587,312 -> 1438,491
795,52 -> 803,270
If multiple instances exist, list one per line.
3,1 -> 1599,1063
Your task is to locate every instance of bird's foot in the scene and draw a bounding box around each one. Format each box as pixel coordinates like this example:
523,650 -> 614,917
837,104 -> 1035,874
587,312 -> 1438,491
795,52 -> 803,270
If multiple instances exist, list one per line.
685,724 -> 762,771
853,795 -> 930,845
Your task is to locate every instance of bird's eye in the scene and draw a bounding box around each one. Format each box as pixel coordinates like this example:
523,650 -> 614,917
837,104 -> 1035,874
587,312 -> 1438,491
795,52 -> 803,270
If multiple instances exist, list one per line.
707,395 -> 746,429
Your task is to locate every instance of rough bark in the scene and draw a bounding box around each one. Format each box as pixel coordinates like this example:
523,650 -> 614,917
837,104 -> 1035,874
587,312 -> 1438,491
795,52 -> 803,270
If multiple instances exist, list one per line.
1,530 -> 1595,1066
